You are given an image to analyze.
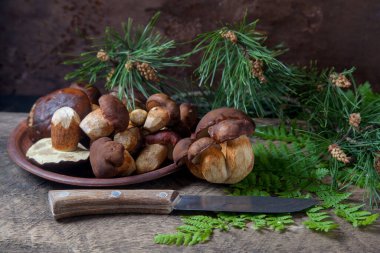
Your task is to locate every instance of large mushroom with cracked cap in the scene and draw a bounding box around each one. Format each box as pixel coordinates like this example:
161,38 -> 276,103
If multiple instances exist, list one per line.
143,93 -> 180,133
174,107 -> 255,184
26,107 -> 90,168
27,88 -> 92,142
80,94 -> 129,140
90,137 -> 136,178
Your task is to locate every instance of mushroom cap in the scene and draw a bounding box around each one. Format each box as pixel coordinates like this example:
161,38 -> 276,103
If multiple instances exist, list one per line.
70,82 -> 101,105
180,103 -> 198,129
90,137 -> 125,178
99,94 -> 129,133
187,137 -> 218,163
28,88 -> 92,142
146,93 -> 180,125
172,137 -> 192,165
145,130 -> 181,147
208,119 -> 255,143
194,107 -> 255,139
26,138 -> 89,167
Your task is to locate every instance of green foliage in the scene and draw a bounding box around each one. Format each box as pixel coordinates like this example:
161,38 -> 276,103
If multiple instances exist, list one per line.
64,12 -> 185,109
265,214 -> 294,231
317,191 -> 352,208
334,204 -> 380,227
155,125 -> 378,246
303,206 -> 339,232
191,17 -> 299,117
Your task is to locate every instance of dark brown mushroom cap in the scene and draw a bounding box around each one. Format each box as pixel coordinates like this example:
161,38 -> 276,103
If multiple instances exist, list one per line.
99,94 -> 129,133
208,119 -> 255,143
194,107 -> 255,139
187,137 -> 219,162
28,88 -> 92,142
90,137 -> 124,178
70,82 -> 101,105
145,130 -> 181,147
146,93 -> 180,125
172,138 -> 192,165
180,103 -> 198,129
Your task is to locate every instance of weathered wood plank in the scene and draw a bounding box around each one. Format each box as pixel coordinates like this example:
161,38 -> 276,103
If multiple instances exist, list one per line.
0,113 -> 379,253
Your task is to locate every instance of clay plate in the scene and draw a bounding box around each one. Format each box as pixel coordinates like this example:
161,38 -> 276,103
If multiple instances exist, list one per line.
7,120 -> 180,187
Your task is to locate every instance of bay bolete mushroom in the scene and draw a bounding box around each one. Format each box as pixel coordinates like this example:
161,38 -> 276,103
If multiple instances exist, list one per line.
145,130 -> 181,160
172,103 -> 198,137
135,144 -> 168,174
113,127 -> 142,155
80,94 -> 129,140
26,107 -> 89,168
70,82 -> 101,105
129,109 -> 148,127
175,107 -> 255,184
27,88 -> 92,142
143,93 -> 180,133
90,137 -> 135,178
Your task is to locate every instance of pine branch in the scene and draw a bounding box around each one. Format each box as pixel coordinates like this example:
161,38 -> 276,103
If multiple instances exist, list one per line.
191,18 -> 301,117
64,12 -> 186,109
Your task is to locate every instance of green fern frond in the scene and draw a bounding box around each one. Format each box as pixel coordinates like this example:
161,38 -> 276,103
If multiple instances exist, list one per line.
265,214 -> 294,232
303,206 -> 339,232
334,204 -> 379,227
317,191 -> 351,208
240,214 -> 267,230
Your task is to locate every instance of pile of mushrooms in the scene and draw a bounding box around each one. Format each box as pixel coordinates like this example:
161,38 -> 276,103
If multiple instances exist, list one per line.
26,86 -> 199,178
173,108 -> 256,184
26,85 -> 255,183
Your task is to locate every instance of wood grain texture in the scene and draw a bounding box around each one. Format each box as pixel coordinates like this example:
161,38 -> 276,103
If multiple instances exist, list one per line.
49,190 -> 179,219
1,112 -> 379,253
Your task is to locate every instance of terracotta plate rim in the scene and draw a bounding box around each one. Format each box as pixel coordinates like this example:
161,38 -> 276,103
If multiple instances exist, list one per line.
7,119 -> 180,187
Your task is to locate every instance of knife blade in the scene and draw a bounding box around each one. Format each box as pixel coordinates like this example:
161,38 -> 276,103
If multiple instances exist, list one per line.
48,189 -> 318,220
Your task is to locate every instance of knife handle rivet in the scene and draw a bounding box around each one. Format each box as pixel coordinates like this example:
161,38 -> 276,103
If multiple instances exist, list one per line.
157,192 -> 168,198
110,190 -> 121,198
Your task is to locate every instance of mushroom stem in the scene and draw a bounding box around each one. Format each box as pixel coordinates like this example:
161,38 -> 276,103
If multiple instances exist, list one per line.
80,109 -> 114,140
51,107 -> 81,151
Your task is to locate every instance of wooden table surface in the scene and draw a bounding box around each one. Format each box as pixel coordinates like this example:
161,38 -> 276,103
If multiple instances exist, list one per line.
1,112 -> 379,253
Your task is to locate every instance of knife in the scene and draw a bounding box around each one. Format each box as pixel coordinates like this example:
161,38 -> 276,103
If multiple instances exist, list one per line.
48,189 -> 318,220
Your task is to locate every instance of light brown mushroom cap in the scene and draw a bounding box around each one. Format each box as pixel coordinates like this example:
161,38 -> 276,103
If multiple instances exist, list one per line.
129,109 -> 148,126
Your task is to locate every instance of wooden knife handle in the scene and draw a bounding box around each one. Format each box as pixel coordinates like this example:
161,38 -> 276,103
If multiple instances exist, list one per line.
48,189 -> 179,220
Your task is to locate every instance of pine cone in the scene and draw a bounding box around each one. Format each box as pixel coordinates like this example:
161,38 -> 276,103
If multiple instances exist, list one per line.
349,113 -> 361,128
328,144 -> 351,164
136,62 -> 159,82
106,68 -> 115,82
221,30 -> 237,44
97,49 -> 109,62
251,59 -> 267,83
329,73 -> 351,89
125,61 -> 134,71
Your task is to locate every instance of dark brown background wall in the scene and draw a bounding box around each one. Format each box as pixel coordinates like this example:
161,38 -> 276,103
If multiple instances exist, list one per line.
1,0 -> 379,111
